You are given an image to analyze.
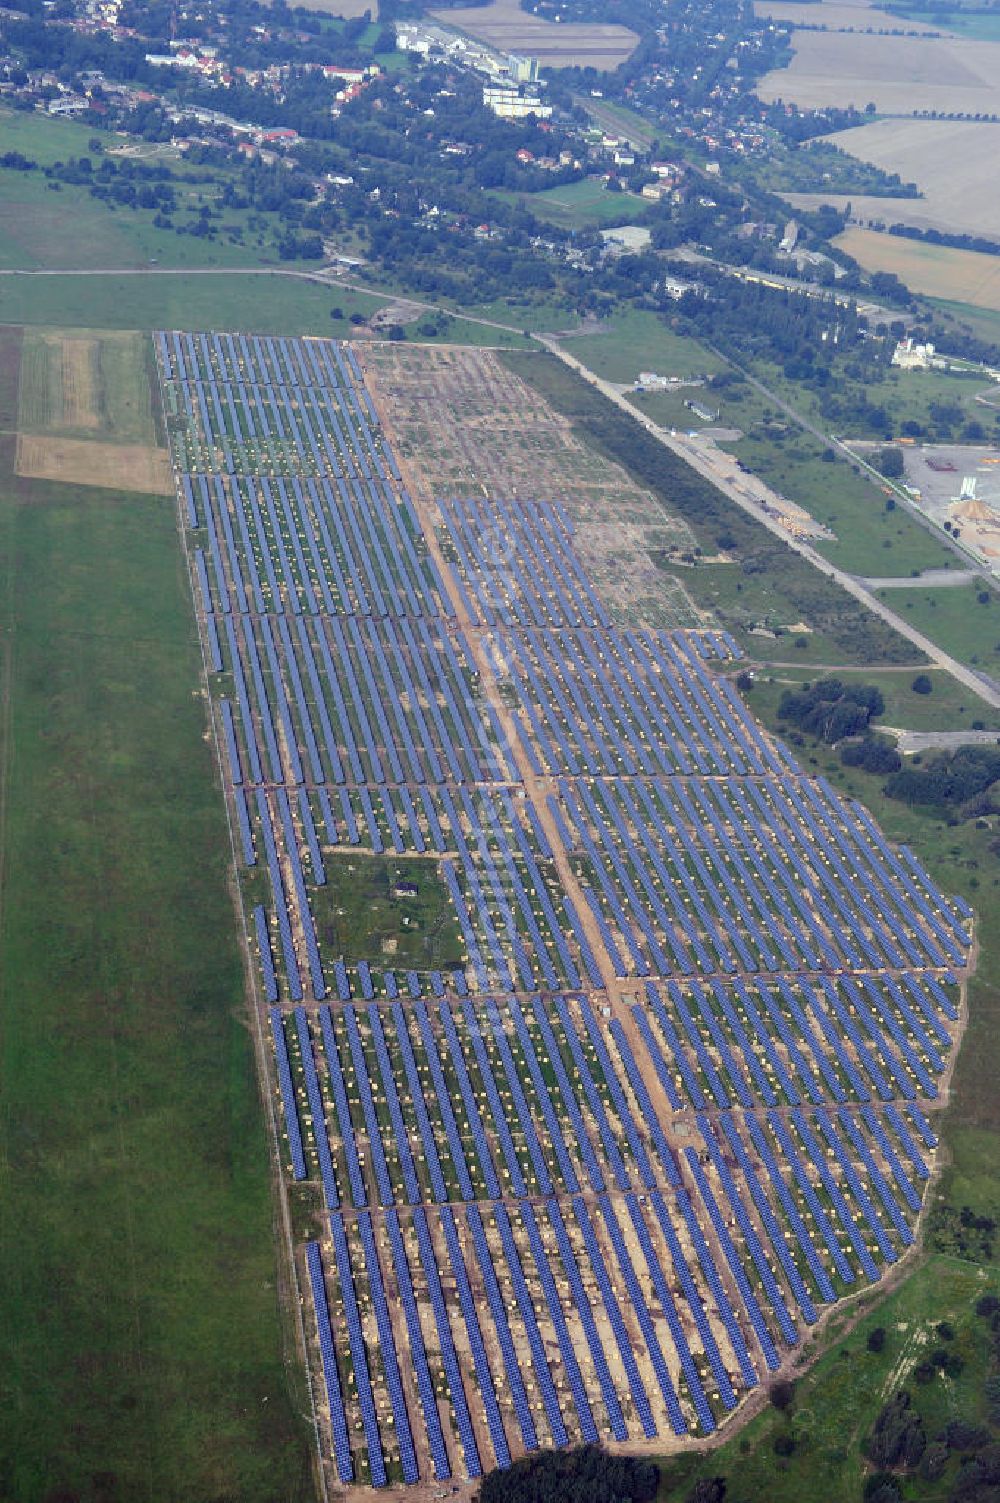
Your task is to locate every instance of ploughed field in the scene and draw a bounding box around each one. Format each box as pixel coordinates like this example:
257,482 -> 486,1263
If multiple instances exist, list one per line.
157,331 -> 974,1496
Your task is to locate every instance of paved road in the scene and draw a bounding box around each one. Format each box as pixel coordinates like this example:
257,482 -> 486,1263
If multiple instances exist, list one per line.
861,569 -> 979,589
890,727 -> 1000,753
536,332 -> 1000,711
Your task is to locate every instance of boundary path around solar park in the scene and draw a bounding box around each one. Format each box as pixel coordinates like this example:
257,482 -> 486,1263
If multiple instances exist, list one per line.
168,429 -> 333,1503
533,333 -> 1000,712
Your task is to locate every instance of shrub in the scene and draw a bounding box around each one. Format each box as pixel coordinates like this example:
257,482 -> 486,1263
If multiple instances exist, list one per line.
479,1446 -> 659,1503
866,1391 -> 926,1469
770,1380 -> 796,1412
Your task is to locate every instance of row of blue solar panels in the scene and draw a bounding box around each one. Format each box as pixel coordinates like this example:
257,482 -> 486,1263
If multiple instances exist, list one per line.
157,332 -> 963,1490
221,612 -> 515,789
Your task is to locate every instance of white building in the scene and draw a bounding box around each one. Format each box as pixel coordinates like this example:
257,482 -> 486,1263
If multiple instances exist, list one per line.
483,85 -> 551,119
892,338 -> 945,370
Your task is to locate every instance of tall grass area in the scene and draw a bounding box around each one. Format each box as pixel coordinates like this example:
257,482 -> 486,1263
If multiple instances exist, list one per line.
0,406 -> 311,1498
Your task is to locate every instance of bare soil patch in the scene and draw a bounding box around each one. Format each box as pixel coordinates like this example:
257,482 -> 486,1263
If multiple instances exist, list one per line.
15,433 -> 172,495
362,342 -> 700,625
431,0 -> 637,68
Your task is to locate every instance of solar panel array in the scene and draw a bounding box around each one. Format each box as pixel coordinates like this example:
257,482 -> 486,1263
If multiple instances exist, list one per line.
157,330 -> 970,1490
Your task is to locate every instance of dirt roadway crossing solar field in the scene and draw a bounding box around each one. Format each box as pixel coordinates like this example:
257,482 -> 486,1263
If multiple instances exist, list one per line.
155,331 -> 973,1499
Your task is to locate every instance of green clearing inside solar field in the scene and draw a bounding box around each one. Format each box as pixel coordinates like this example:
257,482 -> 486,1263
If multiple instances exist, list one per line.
307,852 -> 465,971
0,324 -> 311,1502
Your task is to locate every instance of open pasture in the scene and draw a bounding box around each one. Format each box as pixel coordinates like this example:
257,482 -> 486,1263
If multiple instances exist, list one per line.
836,227 -> 1000,311
494,177 -> 646,230
159,328 -> 974,1494
430,0 -> 638,68
756,27 -> 1000,115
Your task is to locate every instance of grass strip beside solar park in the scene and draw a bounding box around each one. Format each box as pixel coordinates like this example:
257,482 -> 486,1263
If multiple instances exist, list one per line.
0,324 -> 311,1502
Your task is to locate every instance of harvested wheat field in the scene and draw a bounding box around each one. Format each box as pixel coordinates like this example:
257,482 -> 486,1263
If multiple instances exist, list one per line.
815,118 -> 1000,241
431,0 -> 637,68
757,29 -> 1000,114
754,0 -> 946,34
835,227 -> 1000,311
16,433 -> 172,494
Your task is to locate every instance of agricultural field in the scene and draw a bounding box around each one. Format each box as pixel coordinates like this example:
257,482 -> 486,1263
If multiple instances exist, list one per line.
154,328 -> 979,1497
836,228 -> 1000,313
18,327 -> 158,443
0,323 -> 311,1501
812,118 -> 1000,241
753,0 -> 947,32
755,27 -> 1000,115
428,0 -> 638,67
13,326 -> 171,492
283,0 -> 379,15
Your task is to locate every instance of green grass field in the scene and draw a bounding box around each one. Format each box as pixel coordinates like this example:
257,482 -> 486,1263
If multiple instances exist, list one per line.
730,429 -> 959,576
566,308 -> 724,384
658,1255 -> 1000,1501
17,327 -> 158,443
739,663 -> 994,732
0,332 -> 311,1501
307,854 -> 463,972
874,579 -> 1000,672
931,296 -> 1000,348
884,4 -> 1000,39
0,272 -> 533,345
493,176 -> 647,230
0,168 -> 267,271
